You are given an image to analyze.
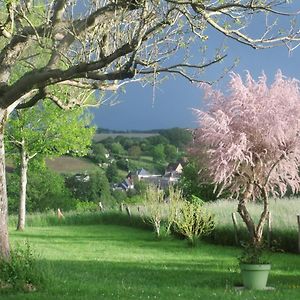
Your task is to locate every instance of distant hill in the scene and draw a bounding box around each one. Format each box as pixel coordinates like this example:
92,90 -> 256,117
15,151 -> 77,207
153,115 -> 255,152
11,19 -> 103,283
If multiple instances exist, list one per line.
93,132 -> 159,142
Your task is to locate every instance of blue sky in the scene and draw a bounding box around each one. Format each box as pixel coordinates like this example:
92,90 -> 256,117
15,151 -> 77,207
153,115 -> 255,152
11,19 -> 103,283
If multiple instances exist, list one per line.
92,8 -> 300,131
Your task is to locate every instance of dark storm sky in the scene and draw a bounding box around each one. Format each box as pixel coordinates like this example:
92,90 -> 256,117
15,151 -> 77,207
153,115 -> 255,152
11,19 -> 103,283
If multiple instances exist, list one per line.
92,6 -> 300,131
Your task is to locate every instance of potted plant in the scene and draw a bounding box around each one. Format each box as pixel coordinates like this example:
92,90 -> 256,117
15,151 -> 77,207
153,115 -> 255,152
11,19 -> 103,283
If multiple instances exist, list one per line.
192,71 -> 300,289
238,242 -> 271,290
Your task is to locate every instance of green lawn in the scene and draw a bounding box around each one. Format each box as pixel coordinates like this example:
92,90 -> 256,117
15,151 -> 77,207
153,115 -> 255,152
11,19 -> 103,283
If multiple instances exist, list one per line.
2,224 -> 300,299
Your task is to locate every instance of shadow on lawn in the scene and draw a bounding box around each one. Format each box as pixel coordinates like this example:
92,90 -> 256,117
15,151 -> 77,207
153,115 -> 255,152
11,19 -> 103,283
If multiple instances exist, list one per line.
34,259 -> 300,299
43,258 -> 236,296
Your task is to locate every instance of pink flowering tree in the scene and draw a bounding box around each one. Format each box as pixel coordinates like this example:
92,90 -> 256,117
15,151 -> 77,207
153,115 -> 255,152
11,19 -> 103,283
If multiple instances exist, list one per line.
193,71 -> 300,246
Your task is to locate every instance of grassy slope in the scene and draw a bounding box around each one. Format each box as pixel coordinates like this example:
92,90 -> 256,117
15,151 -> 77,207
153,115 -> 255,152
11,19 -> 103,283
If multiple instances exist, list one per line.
3,224 -> 300,300
46,156 -> 98,174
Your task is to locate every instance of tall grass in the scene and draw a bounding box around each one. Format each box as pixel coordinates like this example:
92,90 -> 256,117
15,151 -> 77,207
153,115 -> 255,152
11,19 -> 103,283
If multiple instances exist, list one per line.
8,210 -> 152,231
204,197 -> 300,252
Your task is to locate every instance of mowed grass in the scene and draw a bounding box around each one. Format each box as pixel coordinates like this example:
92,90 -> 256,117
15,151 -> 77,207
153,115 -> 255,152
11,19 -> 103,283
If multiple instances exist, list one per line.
2,224 -> 300,300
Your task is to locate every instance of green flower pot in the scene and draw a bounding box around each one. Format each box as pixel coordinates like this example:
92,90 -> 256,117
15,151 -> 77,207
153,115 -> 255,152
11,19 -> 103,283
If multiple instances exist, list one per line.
240,264 -> 271,290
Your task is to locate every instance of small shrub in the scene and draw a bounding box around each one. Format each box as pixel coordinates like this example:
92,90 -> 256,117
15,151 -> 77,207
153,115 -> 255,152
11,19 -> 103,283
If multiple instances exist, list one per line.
0,242 -> 44,292
173,201 -> 215,247
75,201 -> 99,213
142,185 -> 165,238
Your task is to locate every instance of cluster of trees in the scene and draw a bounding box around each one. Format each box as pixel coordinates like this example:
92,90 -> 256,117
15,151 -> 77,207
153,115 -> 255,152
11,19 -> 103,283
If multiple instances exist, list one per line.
1,0 -> 299,261
91,128 -> 192,166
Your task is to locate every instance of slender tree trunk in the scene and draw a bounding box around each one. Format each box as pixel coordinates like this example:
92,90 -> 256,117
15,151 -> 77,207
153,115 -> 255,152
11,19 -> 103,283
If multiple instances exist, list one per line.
17,141 -> 28,231
237,183 -> 256,243
237,183 -> 270,246
255,187 -> 269,245
0,109 -> 10,259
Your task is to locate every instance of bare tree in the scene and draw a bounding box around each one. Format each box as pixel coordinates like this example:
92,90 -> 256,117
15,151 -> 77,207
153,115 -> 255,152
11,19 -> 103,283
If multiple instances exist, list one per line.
0,0 -> 299,259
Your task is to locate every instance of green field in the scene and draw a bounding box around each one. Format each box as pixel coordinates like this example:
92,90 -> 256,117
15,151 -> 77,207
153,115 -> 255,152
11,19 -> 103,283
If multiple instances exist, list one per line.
2,223 -> 300,300
46,156 -> 98,174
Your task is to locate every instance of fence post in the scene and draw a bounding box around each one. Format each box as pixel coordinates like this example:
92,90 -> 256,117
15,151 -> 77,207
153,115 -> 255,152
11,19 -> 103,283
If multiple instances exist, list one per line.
98,201 -> 103,212
125,205 -> 131,218
231,212 -> 239,246
297,215 -> 300,253
267,211 -> 272,248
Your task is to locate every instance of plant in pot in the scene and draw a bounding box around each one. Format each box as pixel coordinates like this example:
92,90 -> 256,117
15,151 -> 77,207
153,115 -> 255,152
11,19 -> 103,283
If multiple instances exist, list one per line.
192,71 -> 300,289
238,241 -> 271,290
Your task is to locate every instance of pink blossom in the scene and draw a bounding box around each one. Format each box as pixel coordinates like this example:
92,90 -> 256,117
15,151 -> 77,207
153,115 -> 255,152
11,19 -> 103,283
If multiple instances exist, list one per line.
193,71 -> 300,199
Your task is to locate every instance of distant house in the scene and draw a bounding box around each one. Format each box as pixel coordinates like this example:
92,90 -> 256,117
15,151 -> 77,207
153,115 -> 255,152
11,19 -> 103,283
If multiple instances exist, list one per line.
165,162 -> 183,175
136,168 -> 151,181
113,172 -> 134,191
159,162 -> 184,188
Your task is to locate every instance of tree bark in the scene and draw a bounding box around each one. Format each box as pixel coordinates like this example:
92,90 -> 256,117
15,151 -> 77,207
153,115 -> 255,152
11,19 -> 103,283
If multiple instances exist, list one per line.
0,109 -> 10,259
237,183 -> 270,246
17,140 -> 28,231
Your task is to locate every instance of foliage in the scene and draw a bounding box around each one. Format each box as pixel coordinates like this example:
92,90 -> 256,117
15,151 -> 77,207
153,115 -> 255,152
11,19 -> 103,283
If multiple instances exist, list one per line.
133,180 -> 148,195
91,143 -> 109,164
7,166 -> 76,213
128,145 -> 142,158
164,144 -> 178,161
105,162 -> 120,183
193,71 -> 300,246
194,71 -> 300,199
111,189 -> 127,202
238,241 -> 270,265
123,195 -> 144,205
110,142 -> 125,157
159,128 -> 193,149
152,144 -> 166,162
178,159 -> 217,202
6,101 -> 95,161
173,200 -> 215,247
142,185 -> 166,238
0,241 -> 44,291
75,201 -> 99,213
116,158 -> 129,171
65,171 -> 112,205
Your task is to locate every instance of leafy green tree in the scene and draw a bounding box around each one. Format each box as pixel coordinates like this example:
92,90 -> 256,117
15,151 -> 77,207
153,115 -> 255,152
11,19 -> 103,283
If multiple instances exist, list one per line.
159,128 -> 193,149
105,162 -> 120,183
146,135 -> 169,146
92,143 -> 109,163
65,171 -> 112,205
152,144 -> 166,162
178,159 -> 217,202
116,158 -> 129,171
7,165 -> 75,213
110,142 -> 125,157
164,144 -> 178,162
128,145 -> 141,158
5,101 -> 94,230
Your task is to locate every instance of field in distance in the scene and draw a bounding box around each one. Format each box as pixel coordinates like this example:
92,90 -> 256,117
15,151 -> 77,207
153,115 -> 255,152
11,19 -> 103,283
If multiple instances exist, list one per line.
93,132 -> 159,142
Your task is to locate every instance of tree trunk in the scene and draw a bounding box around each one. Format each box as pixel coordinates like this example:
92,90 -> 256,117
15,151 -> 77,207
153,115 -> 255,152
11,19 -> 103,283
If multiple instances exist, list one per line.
237,183 -> 270,246
17,141 -> 28,231
0,109 -> 10,259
